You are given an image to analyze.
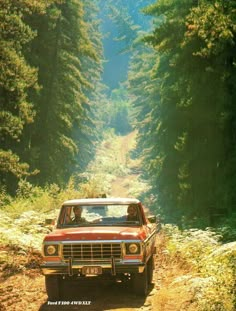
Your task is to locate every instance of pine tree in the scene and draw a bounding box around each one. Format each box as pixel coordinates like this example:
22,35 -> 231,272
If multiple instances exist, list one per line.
0,0 -> 52,192
135,0 -> 236,224
24,0 -> 102,186
76,0 -> 104,170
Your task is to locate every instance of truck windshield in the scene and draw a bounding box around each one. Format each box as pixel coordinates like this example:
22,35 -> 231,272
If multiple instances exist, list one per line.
58,204 -> 141,227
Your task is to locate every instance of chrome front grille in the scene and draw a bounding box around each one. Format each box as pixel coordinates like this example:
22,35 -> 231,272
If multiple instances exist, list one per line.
62,243 -> 122,260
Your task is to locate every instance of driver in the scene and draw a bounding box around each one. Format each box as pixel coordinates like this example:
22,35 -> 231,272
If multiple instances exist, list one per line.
72,206 -> 87,224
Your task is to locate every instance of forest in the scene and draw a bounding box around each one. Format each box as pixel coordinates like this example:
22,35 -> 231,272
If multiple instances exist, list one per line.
0,1 -> 236,310
1,0 -> 236,230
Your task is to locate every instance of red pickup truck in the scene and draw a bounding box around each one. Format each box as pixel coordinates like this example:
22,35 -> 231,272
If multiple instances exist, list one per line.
41,198 -> 157,299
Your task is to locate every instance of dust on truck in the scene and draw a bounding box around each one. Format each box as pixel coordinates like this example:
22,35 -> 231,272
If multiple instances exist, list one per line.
41,198 -> 157,300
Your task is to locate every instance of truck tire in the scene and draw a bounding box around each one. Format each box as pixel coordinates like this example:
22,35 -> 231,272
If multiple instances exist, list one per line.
132,267 -> 148,296
147,255 -> 154,284
45,275 -> 61,301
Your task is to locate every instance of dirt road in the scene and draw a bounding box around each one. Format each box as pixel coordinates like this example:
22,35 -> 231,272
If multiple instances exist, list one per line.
0,260 -> 159,311
0,238 -> 193,311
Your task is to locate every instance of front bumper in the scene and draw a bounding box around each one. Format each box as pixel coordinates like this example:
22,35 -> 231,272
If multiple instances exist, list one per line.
41,260 -> 145,276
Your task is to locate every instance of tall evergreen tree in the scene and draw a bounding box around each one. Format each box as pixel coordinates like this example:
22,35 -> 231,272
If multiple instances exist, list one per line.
76,0 -> 104,170
23,0 -> 102,186
133,0 -> 236,225
100,0 -> 153,90
0,0 -> 53,193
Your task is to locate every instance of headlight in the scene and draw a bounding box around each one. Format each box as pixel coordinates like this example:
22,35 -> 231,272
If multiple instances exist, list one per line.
125,243 -> 140,255
44,244 -> 59,256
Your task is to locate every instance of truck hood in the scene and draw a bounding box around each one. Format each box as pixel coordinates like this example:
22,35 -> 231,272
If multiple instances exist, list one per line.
44,226 -> 148,242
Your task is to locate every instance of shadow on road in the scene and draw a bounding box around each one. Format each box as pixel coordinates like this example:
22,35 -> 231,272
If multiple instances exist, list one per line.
39,278 -> 149,311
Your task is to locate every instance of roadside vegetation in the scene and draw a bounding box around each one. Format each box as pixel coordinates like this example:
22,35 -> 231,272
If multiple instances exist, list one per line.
155,225 -> 236,311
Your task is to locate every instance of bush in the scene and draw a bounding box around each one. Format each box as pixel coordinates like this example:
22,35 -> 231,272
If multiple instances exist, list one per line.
215,214 -> 236,242
161,224 -> 236,311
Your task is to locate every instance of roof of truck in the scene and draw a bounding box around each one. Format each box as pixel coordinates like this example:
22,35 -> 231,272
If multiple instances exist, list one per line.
62,197 -> 140,206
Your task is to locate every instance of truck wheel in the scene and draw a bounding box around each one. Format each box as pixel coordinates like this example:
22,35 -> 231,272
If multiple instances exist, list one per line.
147,255 -> 154,284
132,267 -> 148,296
45,275 -> 61,301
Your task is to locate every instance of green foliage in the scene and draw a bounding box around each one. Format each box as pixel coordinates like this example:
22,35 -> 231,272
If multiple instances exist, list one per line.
0,151 -> 30,179
23,0 -> 102,186
102,87 -> 133,135
0,209 -> 52,251
129,0 -> 236,225
105,3 -> 140,53
162,224 -> 236,311
215,214 -> 236,243
76,130 -> 149,198
0,0 -> 104,193
85,130 -> 130,189
0,180 -> 78,255
0,186 -> 12,207
185,2 -> 236,58
0,0 -> 44,190
100,0 -> 153,90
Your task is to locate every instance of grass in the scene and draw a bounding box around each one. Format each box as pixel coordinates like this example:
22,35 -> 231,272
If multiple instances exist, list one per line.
84,130 -> 148,198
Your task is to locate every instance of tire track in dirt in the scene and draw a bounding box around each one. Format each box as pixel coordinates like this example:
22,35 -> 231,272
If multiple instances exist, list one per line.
0,259 -> 160,311
0,234 -> 194,311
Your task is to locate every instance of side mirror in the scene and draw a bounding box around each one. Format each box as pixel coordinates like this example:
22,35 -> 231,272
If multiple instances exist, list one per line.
45,218 -> 55,226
